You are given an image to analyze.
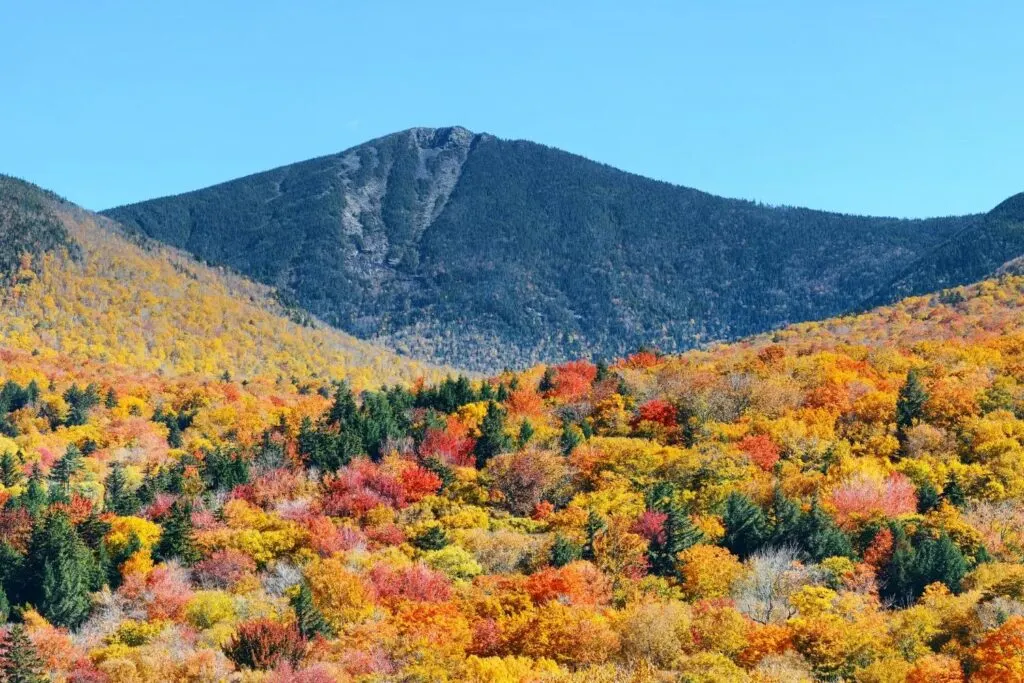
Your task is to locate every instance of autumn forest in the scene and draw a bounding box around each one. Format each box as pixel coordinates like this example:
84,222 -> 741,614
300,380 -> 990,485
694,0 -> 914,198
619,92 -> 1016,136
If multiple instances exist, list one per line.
2,151 -> 1024,683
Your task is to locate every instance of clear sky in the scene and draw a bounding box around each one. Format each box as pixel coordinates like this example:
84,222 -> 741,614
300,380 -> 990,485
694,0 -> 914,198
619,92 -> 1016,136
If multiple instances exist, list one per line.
1,1 -> 1021,217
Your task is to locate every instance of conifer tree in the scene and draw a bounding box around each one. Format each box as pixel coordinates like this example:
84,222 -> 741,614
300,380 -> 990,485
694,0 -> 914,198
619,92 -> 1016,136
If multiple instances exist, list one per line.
291,581 -> 331,639
896,368 -> 928,449
0,452 -> 22,488
549,535 -> 582,568
19,465 -> 46,515
153,500 -> 200,565
474,401 -> 511,468
0,624 -> 46,683
104,462 -> 139,515
581,510 -> 606,562
646,483 -> 702,576
766,487 -> 802,547
722,492 -> 768,559
25,511 -> 95,628
797,499 -> 853,561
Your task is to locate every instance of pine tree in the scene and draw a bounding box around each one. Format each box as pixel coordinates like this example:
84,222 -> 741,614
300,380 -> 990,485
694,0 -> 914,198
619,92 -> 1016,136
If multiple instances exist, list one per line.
797,499 -> 853,561
581,510 -> 606,562
153,500 -> 200,565
539,367 -> 556,393
896,369 -> 928,449
766,487 -> 802,547
474,401 -> 511,468
0,586 -> 8,623
0,451 -> 22,488
646,484 -> 702,576
104,388 -> 118,409
413,525 -> 449,551
25,511 -> 95,628
327,382 -> 358,427
291,581 -> 331,639
559,424 -> 584,456
49,444 -> 83,493
19,465 -> 46,514
517,420 -> 535,448
722,492 -> 768,559
0,624 -> 46,683
104,462 -> 139,515
549,535 -> 582,568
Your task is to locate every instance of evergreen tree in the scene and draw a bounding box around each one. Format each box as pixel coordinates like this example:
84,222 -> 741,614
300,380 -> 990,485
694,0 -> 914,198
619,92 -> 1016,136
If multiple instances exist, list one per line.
18,465 -> 46,514
291,581 -> 332,639
104,387 -> 118,409
413,525 -> 449,551
517,420 -> 534,448
722,492 -> 768,559
49,444 -> 83,493
766,487 -> 802,547
549,535 -> 582,568
645,483 -> 702,576
944,474 -> 967,508
25,512 -> 95,628
538,367 -> 556,393
359,391 -> 403,462
0,624 -> 46,683
153,500 -> 200,565
797,499 -> 853,561
474,401 -> 511,468
896,369 -> 928,449
559,424 -> 584,455
0,451 -> 22,488
581,510 -> 606,562
916,480 -> 941,513
104,462 -> 139,515
595,360 -> 609,382
0,586 -> 7,623
327,382 -> 358,427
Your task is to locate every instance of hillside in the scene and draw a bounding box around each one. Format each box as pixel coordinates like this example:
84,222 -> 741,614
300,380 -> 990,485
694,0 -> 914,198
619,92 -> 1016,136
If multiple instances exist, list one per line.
103,127 -> 1024,371
1,260 -> 1024,679
0,177 -> 443,389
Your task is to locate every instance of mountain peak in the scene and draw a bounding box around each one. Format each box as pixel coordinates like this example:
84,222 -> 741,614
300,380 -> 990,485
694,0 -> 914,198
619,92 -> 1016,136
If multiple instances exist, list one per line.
988,191 -> 1024,220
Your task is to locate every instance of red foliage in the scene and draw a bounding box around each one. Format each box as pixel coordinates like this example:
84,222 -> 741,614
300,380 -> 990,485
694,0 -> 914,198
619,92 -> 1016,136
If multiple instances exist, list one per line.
505,388 -> 544,418
831,473 -> 918,526
369,562 -> 452,604
224,619 -> 306,671
418,423 -> 474,467
193,548 -> 257,589
524,562 -> 612,607
532,500 -> 555,520
0,507 -> 33,552
399,463 -> 443,503
863,528 -> 895,568
635,399 -> 677,428
622,350 -> 660,369
366,523 -> 406,548
468,618 -> 502,656
631,510 -> 668,545
548,361 -> 597,401
738,434 -> 781,471
305,515 -> 365,556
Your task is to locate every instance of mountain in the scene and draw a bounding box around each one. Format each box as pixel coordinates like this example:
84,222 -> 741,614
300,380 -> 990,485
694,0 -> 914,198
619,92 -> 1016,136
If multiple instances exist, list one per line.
0,175 -> 443,388
102,127 -> 1024,371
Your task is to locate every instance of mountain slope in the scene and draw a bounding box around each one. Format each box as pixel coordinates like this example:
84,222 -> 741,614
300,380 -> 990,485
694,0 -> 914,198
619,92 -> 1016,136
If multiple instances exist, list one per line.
0,176 -> 444,388
103,127 -> 1023,371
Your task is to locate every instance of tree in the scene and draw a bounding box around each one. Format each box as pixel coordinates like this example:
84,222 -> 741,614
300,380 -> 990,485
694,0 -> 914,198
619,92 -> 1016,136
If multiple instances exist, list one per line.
722,492 -> 768,559
897,369 -> 928,449
0,452 -> 22,488
645,484 -> 702,577
291,581 -> 332,639
414,525 -> 449,551
550,535 -> 582,568
474,401 -> 511,468
766,487 -> 801,547
49,444 -> 83,497
581,510 -> 606,563
24,511 -> 95,628
224,619 -> 305,671
0,624 -> 46,683
797,499 -> 852,561
153,500 -> 200,565
104,462 -> 138,515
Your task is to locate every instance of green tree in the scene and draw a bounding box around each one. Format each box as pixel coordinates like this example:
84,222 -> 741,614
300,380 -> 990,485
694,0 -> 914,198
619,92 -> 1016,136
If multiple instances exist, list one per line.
474,401 -> 511,468
549,535 -> 582,568
104,462 -> 139,515
797,499 -> 853,561
153,500 -> 200,565
413,525 -> 449,551
0,624 -> 46,683
646,483 -> 702,576
291,581 -> 332,639
896,368 -> 928,449
25,511 -> 95,628
0,451 -> 22,488
581,510 -> 606,562
722,492 -> 768,559
49,444 -> 83,495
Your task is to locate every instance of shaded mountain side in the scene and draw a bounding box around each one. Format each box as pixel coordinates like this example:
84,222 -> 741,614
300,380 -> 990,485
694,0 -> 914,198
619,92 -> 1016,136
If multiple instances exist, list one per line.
103,127 -> 1018,371
0,175 -> 79,276
863,193 -> 1024,306
0,176 -> 446,387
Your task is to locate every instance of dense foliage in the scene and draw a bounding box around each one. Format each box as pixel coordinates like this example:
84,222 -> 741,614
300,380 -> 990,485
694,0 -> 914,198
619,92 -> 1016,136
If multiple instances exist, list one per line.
0,184 -> 442,387
1,244 -> 1024,680
103,128 -> 1024,371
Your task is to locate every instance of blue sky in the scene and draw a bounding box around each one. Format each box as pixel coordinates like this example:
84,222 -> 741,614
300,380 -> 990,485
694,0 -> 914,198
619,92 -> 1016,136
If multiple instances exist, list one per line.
1,1 -> 1021,216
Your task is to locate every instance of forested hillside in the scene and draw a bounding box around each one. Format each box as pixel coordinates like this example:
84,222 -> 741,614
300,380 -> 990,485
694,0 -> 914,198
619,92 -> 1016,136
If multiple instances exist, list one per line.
2,221 -> 1024,679
0,177 -> 443,388
104,128 -> 1024,371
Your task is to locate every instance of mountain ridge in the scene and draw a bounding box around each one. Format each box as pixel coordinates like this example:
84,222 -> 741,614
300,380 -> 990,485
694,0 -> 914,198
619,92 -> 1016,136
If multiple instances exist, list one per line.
102,127 -> 1024,371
